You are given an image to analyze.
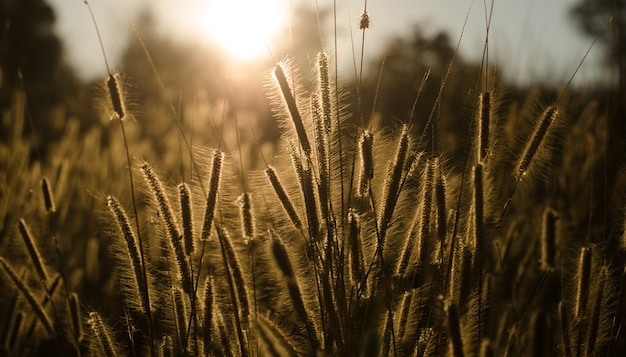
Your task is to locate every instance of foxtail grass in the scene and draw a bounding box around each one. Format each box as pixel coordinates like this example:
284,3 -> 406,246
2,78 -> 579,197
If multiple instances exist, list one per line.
107,73 -> 126,121
395,159 -> 434,278
586,265 -> 608,355
347,209 -> 365,286
87,311 -> 118,357
0,257 -> 54,336
477,91 -> 492,164
270,230 -> 319,353
216,226 -> 249,356
217,227 -> 250,327
472,164 -> 485,265
141,163 -> 192,294
378,125 -> 410,248
202,276 -> 214,352
574,246 -> 592,321
171,287 -> 188,352
238,192 -> 256,245
273,63 -> 312,157
178,183 -> 196,256
256,313 -> 299,357
201,149 -> 224,241
515,106 -> 559,178
8,6 -> 620,354
357,130 -> 374,197
264,165 -> 303,230
17,219 -> 48,283
41,177 -> 56,213
540,207 -> 558,272
107,195 -> 152,314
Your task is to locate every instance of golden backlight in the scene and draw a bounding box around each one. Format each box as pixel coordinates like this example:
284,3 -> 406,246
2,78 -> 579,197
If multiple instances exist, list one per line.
192,0 -> 288,61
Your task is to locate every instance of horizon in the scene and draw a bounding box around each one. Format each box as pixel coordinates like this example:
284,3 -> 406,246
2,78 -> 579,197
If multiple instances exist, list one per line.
49,0 -> 609,87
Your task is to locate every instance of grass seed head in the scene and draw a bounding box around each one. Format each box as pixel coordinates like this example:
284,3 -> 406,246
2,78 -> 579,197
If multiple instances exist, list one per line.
41,176 -> 56,213
477,91 -> 492,163
359,10 -> 370,30
17,218 -> 49,283
586,265 -> 608,354
379,125 -> 411,243
435,160 -> 447,242
140,162 -> 181,242
270,230 -> 294,279
348,210 -> 364,285
202,276 -> 214,349
472,164 -> 485,262
273,63 -> 311,156
574,246 -> 592,321
316,52 -> 332,134
238,192 -> 256,245
106,195 -> 151,313
161,336 -> 175,357
201,149 -> 224,241
106,73 -> 125,121
171,286 -> 188,350
515,106 -> 559,179
139,164 -> 194,294
265,165 -> 303,230
357,130 -> 374,197
540,207 -> 558,271
87,311 -> 118,357
217,227 -> 250,327
178,183 -> 195,256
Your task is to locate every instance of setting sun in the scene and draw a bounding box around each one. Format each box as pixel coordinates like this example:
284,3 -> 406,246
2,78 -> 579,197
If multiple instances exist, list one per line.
191,0 -> 288,61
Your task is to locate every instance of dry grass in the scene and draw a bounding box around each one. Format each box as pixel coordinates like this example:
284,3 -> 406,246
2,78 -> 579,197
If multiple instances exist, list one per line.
0,3 -> 624,357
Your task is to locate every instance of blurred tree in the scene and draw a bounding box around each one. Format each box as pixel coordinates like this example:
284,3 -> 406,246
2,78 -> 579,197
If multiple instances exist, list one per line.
359,26 -> 489,163
571,0 -> 626,91
0,0 -> 78,136
571,0 -> 626,240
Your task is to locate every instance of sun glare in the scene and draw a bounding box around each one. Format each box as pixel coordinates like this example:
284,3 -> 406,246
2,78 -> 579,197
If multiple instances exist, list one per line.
192,0 -> 288,61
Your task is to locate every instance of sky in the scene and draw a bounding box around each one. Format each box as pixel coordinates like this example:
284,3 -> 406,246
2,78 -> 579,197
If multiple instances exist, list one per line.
48,0 -> 608,87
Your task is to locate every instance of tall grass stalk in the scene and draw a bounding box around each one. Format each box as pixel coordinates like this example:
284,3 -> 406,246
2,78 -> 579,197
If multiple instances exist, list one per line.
0,257 -> 54,336
17,219 -> 48,283
140,163 -> 193,294
107,195 -> 151,314
216,226 -> 249,357
83,2 -> 156,352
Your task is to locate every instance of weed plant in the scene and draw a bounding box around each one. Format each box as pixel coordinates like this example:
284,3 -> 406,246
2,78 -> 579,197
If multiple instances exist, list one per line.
0,1 -> 625,356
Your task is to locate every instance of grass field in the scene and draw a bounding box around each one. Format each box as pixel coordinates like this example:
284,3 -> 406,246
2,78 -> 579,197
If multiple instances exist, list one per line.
1,1 -> 625,356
